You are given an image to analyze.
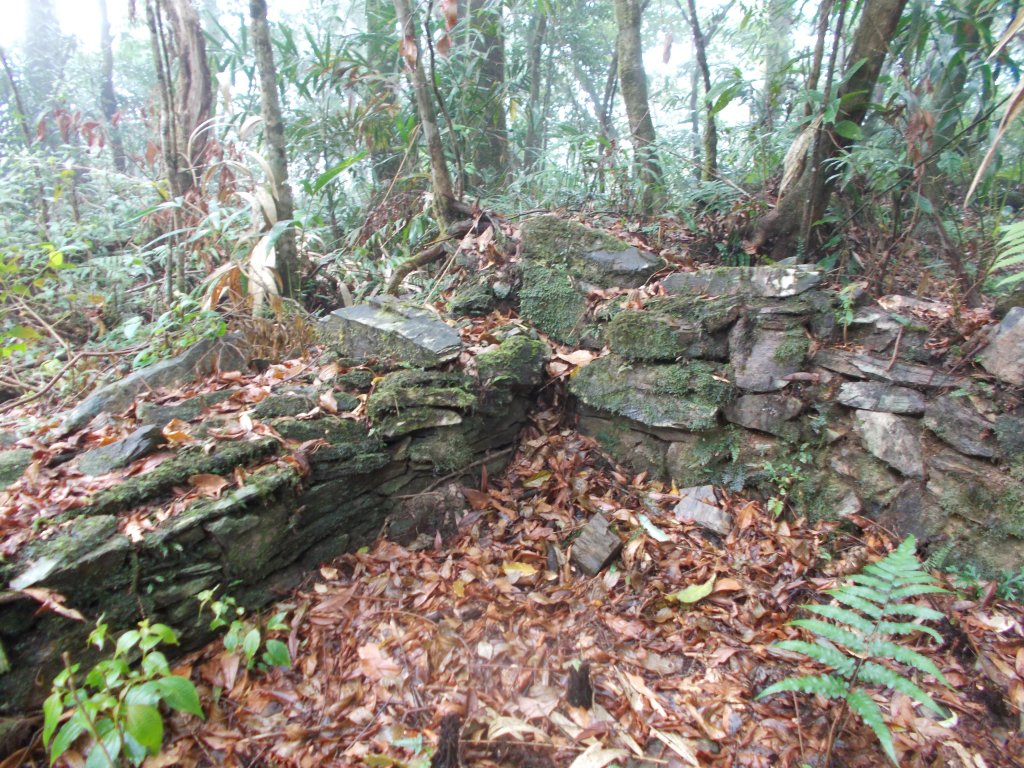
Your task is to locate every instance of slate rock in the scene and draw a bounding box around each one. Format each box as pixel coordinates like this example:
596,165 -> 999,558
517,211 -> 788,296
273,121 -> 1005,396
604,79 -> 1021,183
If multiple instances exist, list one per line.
321,297 -> 462,368
724,394 -> 803,438
582,246 -> 662,288
137,389 -> 237,427
569,356 -> 733,432
729,319 -> 808,392
0,449 -> 32,487
995,414 -> 1024,459
923,396 -> 998,458
662,265 -> 821,298
61,335 -> 247,434
673,485 -> 732,536
852,410 -> 924,478
814,349 -> 961,389
978,307 -> 1024,385
253,391 -> 318,419
570,513 -> 623,575
836,382 -> 926,415
78,425 -> 166,476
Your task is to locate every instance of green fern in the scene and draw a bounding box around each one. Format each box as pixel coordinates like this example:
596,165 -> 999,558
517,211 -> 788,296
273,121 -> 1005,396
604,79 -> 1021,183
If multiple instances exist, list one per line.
991,220 -> 1024,287
757,536 -> 952,766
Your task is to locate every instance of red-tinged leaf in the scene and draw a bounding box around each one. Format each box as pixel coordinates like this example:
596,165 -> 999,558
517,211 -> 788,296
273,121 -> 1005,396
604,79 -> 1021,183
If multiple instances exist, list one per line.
17,588 -> 85,621
189,474 -> 230,498
436,34 -> 451,58
400,36 -> 418,68
442,0 -> 458,29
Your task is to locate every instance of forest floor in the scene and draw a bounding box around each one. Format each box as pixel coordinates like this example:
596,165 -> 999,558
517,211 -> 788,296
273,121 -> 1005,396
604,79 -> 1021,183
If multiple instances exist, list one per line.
3,210 -> 1023,767
129,401 -> 1024,768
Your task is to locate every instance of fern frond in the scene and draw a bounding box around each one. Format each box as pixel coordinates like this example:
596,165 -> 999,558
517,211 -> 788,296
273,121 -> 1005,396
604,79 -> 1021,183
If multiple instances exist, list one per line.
828,589 -> 885,618
757,673 -> 850,701
791,619 -> 867,653
804,603 -> 875,635
877,618 -> 943,643
856,661 -> 947,716
846,689 -> 897,765
869,641 -> 950,687
775,640 -> 857,676
760,536 -> 952,763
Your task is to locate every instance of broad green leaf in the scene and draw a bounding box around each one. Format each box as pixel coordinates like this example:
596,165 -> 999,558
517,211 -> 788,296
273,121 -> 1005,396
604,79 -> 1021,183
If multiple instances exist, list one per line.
124,680 -> 161,706
262,639 -> 291,668
834,120 -> 863,140
142,650 -> 170,677
84,722 -> 121,768
243,627 -> 262,661
669,576 -> 716,605
50,716 -> 85,762
42,691 -> 64,746
311,152 -> 368,193
155,675 -> 204,718
125,703 -> 164,754
115,630 -> 141,657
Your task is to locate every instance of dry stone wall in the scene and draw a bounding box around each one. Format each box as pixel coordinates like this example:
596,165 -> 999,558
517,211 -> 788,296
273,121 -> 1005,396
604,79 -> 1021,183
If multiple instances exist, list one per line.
504,217 -> 1024,582
0,315 -> 548,714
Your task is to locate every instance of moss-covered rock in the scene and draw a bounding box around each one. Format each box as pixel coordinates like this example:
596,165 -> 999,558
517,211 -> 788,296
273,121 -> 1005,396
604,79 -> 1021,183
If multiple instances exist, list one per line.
519,215 -> 662,288
477,336 -> 549,390
368,370 -> 476,421
409,430 -> 474,473
518,262 -> 593,346
253,391 -> 318,419
336,368 -> 375,390
570,355 -> 734,432
81,438 -> 279,519
605,295 -> 739,362
449,281 -> 497,316
0,449 -> 32,487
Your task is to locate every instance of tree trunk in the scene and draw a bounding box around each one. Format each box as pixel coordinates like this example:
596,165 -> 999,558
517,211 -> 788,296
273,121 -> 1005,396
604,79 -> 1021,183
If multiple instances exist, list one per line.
98,0 -> 127,172
685,0 -> 717,181
146,0 -> 213,198
467,0 -> 509,189
523,11 -> 547,172
393,0 -> 460,224
748,0 -> 909,259
613,0 -> 663,213
250,0 -> 298,301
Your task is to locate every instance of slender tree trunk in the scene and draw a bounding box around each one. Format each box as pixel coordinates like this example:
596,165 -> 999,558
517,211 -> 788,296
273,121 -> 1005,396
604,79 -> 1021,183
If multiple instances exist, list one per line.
393,0 -> 460,224
467,0 -> 509,188
613,0 -> 663,213
98,0 -> 127,172
523,11 -> 547,172
250,0 -> 298,300
748,0 -> 909,259
685,0 -> 717,181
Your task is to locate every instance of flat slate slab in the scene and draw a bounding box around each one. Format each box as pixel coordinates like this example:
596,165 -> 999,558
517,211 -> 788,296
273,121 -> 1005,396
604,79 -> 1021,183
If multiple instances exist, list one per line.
923,396 -> 998,458
322,298 -> 462,368
978,306 -> 1024,385
61,335 -> 247,435
570,513 -> 623,575
724,394 -> 803,437
663,265 -> 821,298
814,350 -> 961,389
674,485 -> 732,536
78,425 -> 166,476
853,410 -> 924,478
569,356 -> 733,432
836,382 -> 926,415
582,246 -> 662,288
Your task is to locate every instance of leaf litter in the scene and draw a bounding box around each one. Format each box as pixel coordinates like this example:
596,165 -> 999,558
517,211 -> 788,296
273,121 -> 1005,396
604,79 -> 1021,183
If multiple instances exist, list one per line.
145,408 -> 1023,767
